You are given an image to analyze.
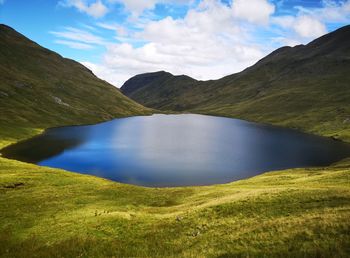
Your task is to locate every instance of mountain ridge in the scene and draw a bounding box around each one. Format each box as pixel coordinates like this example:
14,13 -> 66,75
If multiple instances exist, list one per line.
0,24 -> 152,143
121,25 -> 350,141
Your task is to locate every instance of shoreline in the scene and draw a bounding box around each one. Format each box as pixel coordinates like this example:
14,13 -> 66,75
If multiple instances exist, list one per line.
1,112 -> 350,190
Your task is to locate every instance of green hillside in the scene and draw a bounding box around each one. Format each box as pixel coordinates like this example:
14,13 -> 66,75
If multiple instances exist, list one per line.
0,24 -> 152,145
1,154 -> 349,257
121,25 -> 350,142
0,24 -> 349,257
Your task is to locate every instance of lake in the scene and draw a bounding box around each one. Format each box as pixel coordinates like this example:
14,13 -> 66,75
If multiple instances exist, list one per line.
2,114 -> 350,187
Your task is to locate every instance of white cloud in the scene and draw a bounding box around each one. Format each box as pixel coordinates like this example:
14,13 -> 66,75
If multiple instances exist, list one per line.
50,27 -> 107,45
82,61 -> 120,83
272,0 -> 350,42
272,15 -> 295,28
85,1 -> 266,86
76,0 -> 349,87
96,22 -> 120,31
273,15 -> 327,39
80,23 -> 98,31
232,0 -> 275,25
293,16 -> 327,38
60,0 -> 108,18
108,0 -> 193,16
54,40 -> 94,49
96,22 -> 129,36
108,0 -> 157,15
316,0 -> 350,22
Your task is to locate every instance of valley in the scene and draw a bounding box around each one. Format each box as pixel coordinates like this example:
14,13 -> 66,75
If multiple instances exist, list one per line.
121,25 -> 350,143
0,24 -> 349,257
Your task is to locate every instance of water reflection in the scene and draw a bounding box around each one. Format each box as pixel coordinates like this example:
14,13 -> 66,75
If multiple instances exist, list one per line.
2,114 -> 350,187
1,126 -> 91,163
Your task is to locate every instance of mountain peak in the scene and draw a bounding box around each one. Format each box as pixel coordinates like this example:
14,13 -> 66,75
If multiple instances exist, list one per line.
120,25 -> 350,130
306,24 -> 350,54
0,24 -> 150,127
0,24 -> 14,30
121,71 -> 174,95
255,25 -> 350,67
0,24 -> 26,37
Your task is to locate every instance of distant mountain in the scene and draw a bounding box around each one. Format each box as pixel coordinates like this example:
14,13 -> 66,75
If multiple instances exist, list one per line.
121,71 -> 199,110
0,24 -> 151,133
121,25 -> 350,141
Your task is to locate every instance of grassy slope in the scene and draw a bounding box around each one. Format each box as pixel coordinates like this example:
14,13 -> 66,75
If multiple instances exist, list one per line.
1,156 -> 349,257
0,124 -> 349,257
121,25 -> 350,142
0,24 -> 152,146
0,25 -> 349,257
121,71 -> 200,110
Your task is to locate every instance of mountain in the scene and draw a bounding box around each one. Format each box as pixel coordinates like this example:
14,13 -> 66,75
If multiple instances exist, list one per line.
121,25 -> 350,141
0,24 -> 151,141
121,71 -> 199,110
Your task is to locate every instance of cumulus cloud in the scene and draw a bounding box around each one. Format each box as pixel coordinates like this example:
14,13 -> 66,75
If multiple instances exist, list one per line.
272,0 -> 350,44
314,0 -> 350,22
232,0 -> 275,25
60,0 -> 108,18
85,1 -> 266,86
293,16 -> 327,38
273,15 -> 327,39
73,0 -> 349,87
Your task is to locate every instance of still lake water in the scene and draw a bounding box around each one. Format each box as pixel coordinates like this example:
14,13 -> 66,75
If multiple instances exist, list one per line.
2,114 -> 350,187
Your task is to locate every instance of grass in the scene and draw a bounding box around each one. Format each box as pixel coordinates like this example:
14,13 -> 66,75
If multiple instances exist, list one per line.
121,26 -> 350,143
0,24 -> 349,257
0,129 -> 349,257
0,24 -> 152,130
122,67 -> 350,144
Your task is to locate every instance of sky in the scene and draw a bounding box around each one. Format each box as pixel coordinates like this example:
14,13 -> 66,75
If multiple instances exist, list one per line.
0,0 -> 350,87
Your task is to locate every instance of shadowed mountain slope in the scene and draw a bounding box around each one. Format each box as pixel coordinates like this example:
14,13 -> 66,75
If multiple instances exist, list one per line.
0,24 -> 151,141
121,25 -> 350,141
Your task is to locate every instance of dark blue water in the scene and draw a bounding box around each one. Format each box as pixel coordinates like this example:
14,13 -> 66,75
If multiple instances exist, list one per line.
2,114 -> 350,187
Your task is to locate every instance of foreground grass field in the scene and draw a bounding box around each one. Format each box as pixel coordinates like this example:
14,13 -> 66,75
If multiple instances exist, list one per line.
0,128 -> 350,257
1,23 -> 349,257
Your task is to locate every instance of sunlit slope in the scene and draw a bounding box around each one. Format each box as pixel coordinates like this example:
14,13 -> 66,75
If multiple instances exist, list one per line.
121,25 -> 350,141
0,24 -> 151,144
0,24 -> 349,258
0,156 -> 349,257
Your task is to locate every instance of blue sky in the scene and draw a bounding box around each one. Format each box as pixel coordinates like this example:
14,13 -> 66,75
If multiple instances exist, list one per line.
0,0 -> 349,86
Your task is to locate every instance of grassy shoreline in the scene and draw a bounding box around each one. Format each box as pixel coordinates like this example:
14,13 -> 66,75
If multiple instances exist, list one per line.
1,114 -> 350,257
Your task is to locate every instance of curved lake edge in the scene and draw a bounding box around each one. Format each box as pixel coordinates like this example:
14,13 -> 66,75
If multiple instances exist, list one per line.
2,112 -> 350,151
1,113 -> 350,188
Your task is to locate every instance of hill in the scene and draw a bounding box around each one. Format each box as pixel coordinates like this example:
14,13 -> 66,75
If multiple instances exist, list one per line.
0,24 -> 349,257
0,24 -> 151,145
121,25 -> 350,142
1,152 -> 349,257
121,71 -> 199,110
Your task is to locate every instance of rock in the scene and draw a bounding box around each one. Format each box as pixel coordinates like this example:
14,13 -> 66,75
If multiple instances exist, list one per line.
3,182 -> 24,189
343,118 -> 350,124
52,96 -> 70,107
331,136 -> 341,141
56,83 -> 65,89
0,91 -> 8,97
14,81 -> 31,88
192,230 -> 200,237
